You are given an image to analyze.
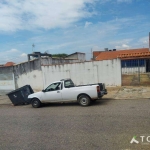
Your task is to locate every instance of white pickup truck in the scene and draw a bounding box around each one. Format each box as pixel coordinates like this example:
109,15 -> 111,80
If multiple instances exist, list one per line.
28,79 -> 107,108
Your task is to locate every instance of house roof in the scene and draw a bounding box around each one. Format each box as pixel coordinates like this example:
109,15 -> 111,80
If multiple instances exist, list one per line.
93,48 -> 149,60
4,62 -> 15,67
93,51 -> 101,58
66,52 -> 85,57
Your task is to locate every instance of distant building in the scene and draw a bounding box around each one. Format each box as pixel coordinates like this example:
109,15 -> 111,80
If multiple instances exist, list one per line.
93,48 -> 150,86
28,52 -> 52,61
4,62 -> 15,67
0,64 -> 4,67
93,48 -> 149,61
66,52 -> 86,62
93,48 -> 150,73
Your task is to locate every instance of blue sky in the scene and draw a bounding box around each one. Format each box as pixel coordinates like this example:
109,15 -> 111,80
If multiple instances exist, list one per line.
0,0 -> 150,63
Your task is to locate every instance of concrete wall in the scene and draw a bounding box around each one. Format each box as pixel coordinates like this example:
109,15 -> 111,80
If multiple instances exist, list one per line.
13,59 -> 41,77
0,58 -> 121,91
66,53 -> 85,62
13,59 -> 42,90
0,67 -> 15,90
16,70 -> 43,91
41,57 -> 79,65
77,53 -> 86,62
122,67 -> 146,74
42,59 -> 121,88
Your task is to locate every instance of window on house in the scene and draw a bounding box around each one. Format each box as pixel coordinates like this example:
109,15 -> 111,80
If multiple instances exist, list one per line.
121,59 -> 145,67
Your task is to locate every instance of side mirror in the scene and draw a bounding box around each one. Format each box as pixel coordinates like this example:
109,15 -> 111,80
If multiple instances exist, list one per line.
42,89 -> 45,92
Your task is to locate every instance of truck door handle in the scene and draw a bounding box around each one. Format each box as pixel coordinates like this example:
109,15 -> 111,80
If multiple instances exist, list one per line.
57,91 -> 60,93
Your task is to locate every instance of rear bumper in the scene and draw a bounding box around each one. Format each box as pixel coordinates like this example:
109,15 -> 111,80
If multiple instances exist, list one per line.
98,89 -> 107,98
98,92 -> 104,98
104,89 -> 107,95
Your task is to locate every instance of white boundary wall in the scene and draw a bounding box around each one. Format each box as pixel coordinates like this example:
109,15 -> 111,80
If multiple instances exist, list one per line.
16,70 -> 44,91
42,59 -> 121,88
0,59 -> 121,91
0,73 -> 15,90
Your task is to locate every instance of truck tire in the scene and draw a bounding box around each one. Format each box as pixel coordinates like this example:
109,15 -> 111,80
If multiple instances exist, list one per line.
78,95 -> 91,106
32,98 -> 41,108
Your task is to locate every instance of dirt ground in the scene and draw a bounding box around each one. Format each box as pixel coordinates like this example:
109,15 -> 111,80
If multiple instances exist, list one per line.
104,86 -> 150,99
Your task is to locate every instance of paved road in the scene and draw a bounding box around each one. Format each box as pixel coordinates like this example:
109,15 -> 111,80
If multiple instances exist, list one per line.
0,100 -> 150,150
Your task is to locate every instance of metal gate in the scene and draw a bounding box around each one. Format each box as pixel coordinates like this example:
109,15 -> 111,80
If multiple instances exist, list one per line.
121,58 -> 150,86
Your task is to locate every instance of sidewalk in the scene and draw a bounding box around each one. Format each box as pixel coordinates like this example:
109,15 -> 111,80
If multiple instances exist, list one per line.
0,86 -> 150,105
0,90 -> 12,105
104,86 -> 150,100
0,95 -> 12,105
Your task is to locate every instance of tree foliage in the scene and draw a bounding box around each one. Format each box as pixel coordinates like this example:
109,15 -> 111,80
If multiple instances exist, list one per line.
52,53 -> 68,58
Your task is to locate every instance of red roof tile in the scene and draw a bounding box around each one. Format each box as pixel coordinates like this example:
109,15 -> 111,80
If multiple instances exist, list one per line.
4,62 -> 15,67
93,51 -> 102,58
94,48 -> 149,60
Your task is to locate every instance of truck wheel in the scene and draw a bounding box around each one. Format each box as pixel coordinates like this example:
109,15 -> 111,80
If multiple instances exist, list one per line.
78,95 -> 91,106
32,98 -> 41,108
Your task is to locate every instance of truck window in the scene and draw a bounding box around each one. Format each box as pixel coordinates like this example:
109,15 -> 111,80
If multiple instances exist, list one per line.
64,80 -> 74,88
45,82 -> 61,92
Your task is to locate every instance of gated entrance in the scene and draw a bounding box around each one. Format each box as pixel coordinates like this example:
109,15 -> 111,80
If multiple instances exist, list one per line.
121,58 -> 150,86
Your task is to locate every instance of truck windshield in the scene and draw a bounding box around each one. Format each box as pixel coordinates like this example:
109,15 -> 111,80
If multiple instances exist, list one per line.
64,80 -> 74,88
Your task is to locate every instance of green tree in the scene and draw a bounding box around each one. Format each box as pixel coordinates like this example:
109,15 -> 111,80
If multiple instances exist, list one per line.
52,53 -> 68,58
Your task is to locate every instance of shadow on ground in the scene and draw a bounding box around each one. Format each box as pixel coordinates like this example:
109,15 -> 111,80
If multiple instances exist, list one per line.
39,99 -> 111,108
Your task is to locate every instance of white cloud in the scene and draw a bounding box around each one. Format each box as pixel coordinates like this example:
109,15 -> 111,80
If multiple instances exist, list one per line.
138,36 -> 149,44
122,44 -> 130,48
21,53 -> 27,57
8,49 -> 19,52
0,49 -> 27,64
0,0 -> 96,32
109,38 -> 132,50
109,39 -> 133,45
115,44 -> 130,49
84,21 -> 93,28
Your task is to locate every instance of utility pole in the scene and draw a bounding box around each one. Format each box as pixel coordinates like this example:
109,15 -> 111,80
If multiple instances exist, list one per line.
32,43 -> 35,53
